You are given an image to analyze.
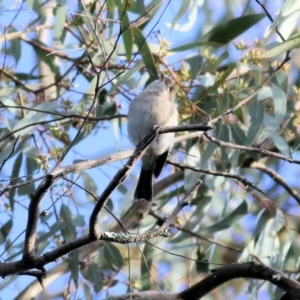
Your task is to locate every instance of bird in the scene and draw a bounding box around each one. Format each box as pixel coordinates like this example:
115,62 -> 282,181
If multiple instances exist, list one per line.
127,74 -> 178,202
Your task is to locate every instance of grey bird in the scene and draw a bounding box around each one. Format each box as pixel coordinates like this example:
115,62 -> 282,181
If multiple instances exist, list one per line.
127,74 -> 178,202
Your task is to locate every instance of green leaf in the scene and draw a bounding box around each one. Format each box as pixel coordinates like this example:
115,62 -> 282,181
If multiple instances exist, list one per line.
230,124 -> 246,146
29,0 -> 46,23
245,101 -> 265,146
270,132 -> 289,156
284,240 -> 300,272
185,55 -> 203,80
217,123 -> 230,167
132,27 -> 158,81
170,41 -> 219,52
263,84 -> 287,139
35,43 -> 60,74
8,152 -> 23,210
96,89 -> 117,117
26,0 -> 34,10
260,31 -> 300,58
60,204 -> 76,242
106,0 -> 115,38
252,209 -> 285,263
87,263 -> 103,293
252,209 -> 274,238
0,220 -> 13,244
201,143 -> 217,167
69,249 -> 79,287
110,60 -> 143,93
195,245 -> 209,273
1,98 -> 22,118
14,73 -> 43,81
202,200 -> 248,234
54,2 -> 67,45
211,51 -> 229,71
141,243 -> 154,291
9,28 -> 21,63
83,282 -> 93,300
202,14 -> 265,45
170,0 -> 190,29
184,143 -> 201,194
170,196 -> 212,244
103,243 -> 124,271
13,102 -> 59,137
18,156 -> 37,196
0,139 -> 20,166
80,171 -> 98,201
72,214 -> 85,227
36,221 -> 66,255
119,8 -> 133,61
135,0 -> 148,15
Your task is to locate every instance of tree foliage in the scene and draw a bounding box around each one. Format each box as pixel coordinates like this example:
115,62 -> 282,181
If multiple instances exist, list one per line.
1,0 -> 300,299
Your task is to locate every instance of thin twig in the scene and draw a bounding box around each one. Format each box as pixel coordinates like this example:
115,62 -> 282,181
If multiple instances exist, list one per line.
251,162 -> 300,205
0,136 -> 20,173
161,180 -> 202,229
149,211 -> 241,252
0,103 -> 127,121
167,160 -> 266,195
204,133 -> 300,165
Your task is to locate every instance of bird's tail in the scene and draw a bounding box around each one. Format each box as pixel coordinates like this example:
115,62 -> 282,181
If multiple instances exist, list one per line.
134,168 -> 153,202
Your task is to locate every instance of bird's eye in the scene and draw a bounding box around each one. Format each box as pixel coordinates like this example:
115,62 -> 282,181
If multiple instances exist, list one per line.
168,87 -> 173,92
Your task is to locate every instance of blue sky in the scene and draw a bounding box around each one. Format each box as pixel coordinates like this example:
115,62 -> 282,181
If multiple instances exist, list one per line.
0,0 -> 299,298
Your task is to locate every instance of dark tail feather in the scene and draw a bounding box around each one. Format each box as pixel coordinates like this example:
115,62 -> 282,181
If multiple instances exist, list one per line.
154,150 -> 169,178
134,168 -> 153,202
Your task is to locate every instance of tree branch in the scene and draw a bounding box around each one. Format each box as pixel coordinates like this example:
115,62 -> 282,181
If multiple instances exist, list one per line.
179,262 -> 300,299
204,133 -> 300,165
167,160 -> 266,195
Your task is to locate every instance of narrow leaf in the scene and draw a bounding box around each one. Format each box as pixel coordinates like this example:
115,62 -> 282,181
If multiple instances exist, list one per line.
87,263 -> 103,293
230,124 -> 246,146
185,55 -> 203,80
170,41 -> 218,52
260,32 -> 300,58
103,243 -> 124,270
54,1 -> 67,45
141,243 -> 154,291
202,14 -> 265,45
8,152 -> 23,210
119,9 -> 133,61
202,201 -> 248,234
60,204 -> 76,242
132,27 -> 158,81
69,249 -> 79,287
80,171 -> 98,201
245,101 -> 265,146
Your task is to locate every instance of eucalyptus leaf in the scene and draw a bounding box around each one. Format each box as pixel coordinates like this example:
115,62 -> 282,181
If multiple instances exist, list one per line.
106,0 -> 115,37
13,102 -> 59,137
103,243 -> 124,271
119,8 -> 133,61
202,14 -> 265,45
245,101 -> 265,146
60,204 -> 76,242
202,201 -> 248,234
141,243 -> 154,291
260,31 -> 300,58
53,1 -> 67,45
185,55 -> 203,80
132,27 -> 158,81
69,249 -> 79,287
262,84 -> 287,138
87,263 -> 103,293
170,41 -> 218,52
229,124 -> 246,146
80,171 -> 98,201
